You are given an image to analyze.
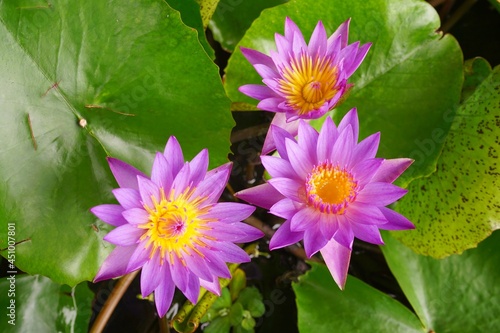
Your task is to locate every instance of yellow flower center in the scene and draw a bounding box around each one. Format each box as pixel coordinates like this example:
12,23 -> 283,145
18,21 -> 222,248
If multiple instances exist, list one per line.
139,188 -> 213,264
279,54 -> 339,115
306,162 -> 358,214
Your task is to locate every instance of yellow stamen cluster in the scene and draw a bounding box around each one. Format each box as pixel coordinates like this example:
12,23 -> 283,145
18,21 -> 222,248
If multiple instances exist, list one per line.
139,188 -> 214,264
279,54 -> 339,115
306,162 -> 358,214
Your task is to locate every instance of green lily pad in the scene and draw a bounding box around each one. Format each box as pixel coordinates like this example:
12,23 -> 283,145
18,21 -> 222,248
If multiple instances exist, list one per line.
393,65 -> 500,258
461,57 -> 492,102
0,0 -> 232,286
382,230 -> 500,332
0,275 -> 93,333
224,0 -> 463,184
209,0 -> 288,52
293,262 -> 425,333
167,0 -> 215,58
195,0 -> 220,28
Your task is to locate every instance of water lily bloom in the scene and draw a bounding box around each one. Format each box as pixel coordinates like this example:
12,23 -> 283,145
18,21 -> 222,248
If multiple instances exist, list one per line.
91,137 -> 264,316
239,17 -> 371,154
235,109 -> 414,289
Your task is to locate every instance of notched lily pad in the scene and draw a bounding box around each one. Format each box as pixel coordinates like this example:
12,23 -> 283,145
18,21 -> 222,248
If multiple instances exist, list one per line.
393,65 -> 500,258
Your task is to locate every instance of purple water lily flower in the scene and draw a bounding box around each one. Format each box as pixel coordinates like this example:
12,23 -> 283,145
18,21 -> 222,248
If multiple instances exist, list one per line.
91,137 -> 263,316
239,17 -> 371,154
236,109 -> 414,289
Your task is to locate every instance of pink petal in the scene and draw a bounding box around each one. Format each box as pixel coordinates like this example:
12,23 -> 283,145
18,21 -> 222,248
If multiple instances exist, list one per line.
90,204 -> 127,227
200,276 -> 221,296
126,241 -> 150,272
163,136 -> 184,177
378,207 -> 415,230
203,250 -> 231,279
154,264 -> 175,317
329,18 -> 350,49
356,183 -> 408,206
275,33 -> 292,60
269,219 -> 304,250
337,108 -> 359,143
318,214 -> 339,240
107,157 -> 147,190
351,158 -> 383,186
235,183 -> 284,210
308,20 -> 328,56
201,202 -> 255,223
338,42 -> 361,78
240,47 -> 275,68
205,162 -> 231,179
112,188 -> 142,210
351,132 -> 380,167
184,271 -> 201,304
270,198 -> 299,220
140,251 -> 162,297
254,63 -> 281,80
182,250 -> 214,282
333,216 -> 354,249
320,239 -> 352,289
94,245 -> 136,282
257,97 -> 284,113
345,42 -> 372,78
285,139 -> 314,179
193,163 -> 231,203
330,125 -> 354,167
262,113 -> 300,155
151,152 -> 173,191
327,33 -> 342,59
206,222 -> 264,243
239,84 -> 276,100
284,17 -> 303,43
210,241 -> 251,264
317,116 -> 338,162
297,120 -> 319,161
104,224 -> 144,246
351,223 -> 384,245
371,158 -> 414,183
122,207 -> 150,225
171,163 -> 190,198
345,202 -> 387,225
137,176 -> 160,209
290,207 -> 319,232
261,155 -> 298,180
303,224 -> 328,257
170,254 -> 189,293
268,177 -> 303,203
269,117 -> 297,157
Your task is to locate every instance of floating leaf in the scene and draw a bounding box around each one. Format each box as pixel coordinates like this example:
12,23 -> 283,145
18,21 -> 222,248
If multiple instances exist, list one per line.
393,65 -> 500,257
224,0 -> 463,184
382,230 -> 500,331
0,275 -> 93,333
293,262 -> 424,333
195,0 -> 220,28
461,57 -> 492,102
0,0 -> 232,286
167,0 -> 215,58
209,0 -> 288,52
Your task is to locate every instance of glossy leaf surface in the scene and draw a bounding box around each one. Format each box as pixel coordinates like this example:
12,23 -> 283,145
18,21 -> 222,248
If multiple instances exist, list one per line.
393,65 -> 500,257
0,0 -> 233,285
